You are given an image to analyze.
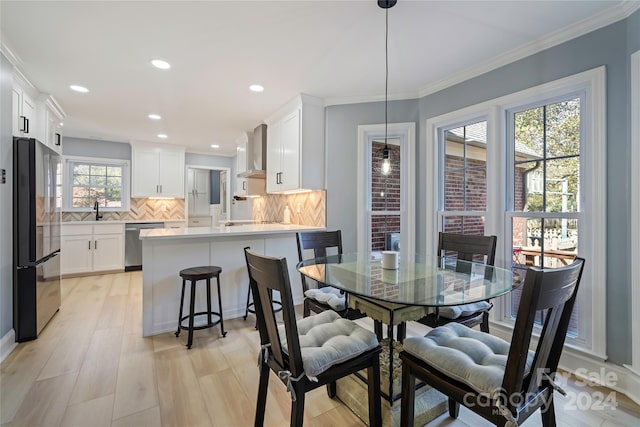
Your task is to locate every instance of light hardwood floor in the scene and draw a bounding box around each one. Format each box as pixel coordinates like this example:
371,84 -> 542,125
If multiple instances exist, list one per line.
1,271 -> 639,427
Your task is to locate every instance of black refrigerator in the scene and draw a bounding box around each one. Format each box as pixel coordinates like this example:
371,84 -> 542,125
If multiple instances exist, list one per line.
13,137 -> 62,342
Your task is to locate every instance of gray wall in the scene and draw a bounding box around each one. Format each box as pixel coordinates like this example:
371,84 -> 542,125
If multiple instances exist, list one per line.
326,13 -> 637,365
0,54 -> 13,338
63,137 -> 131,159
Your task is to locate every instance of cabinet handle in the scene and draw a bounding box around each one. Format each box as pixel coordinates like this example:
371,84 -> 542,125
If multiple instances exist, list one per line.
88,240 -> 91,250
280,172 -> 284,184
156,185 -> 159,193
94,241 -> 97,250
242,181 -> 246,191
25,118 -> 29,134
19,116 -> 27,132
160,184 -> 163,193
55,133 -> 61,146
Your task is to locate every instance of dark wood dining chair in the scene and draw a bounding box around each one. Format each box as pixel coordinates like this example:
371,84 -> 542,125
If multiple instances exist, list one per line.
417,232 -> 497,332
400,257 -> 585,427
296,230 -> 363,320
244,247 -> 382,427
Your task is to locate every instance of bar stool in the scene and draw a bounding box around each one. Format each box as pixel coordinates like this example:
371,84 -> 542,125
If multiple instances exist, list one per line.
176,266 -> 227,349
243,282 -> 282,325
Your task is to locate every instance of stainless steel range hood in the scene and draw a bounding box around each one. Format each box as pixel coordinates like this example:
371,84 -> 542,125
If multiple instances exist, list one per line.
238,124 -> 267,178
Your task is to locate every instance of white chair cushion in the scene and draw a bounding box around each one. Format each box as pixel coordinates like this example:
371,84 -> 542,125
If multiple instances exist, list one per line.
403,323 -> 534,398
438,301 -> 492,319
304,287 -> 346,311
279,310 -> 378,378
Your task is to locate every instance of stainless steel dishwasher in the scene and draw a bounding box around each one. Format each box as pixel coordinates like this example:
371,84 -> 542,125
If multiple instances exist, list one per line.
125,222 -> 164,271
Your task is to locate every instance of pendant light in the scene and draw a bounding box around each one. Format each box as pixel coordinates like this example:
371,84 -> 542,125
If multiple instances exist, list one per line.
378,0 -> 396,175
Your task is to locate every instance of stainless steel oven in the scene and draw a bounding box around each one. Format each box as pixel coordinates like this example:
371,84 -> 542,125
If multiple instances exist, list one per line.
124,222 -> 164,271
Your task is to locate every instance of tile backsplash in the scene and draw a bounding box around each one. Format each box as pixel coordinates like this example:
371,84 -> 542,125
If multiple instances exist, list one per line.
251,190 -> 326,227
62,198 -> 185,222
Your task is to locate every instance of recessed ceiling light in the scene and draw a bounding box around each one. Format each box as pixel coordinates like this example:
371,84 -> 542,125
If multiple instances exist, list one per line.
148,114 -> 161,120
157,134 -> 168,139
249,84 -> 264,92
70,85 -> 89,93
210,144 -> 220,149
151,59 -> 171,69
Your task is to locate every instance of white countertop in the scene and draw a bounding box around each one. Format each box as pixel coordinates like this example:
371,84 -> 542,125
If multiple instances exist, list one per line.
139,223 -> 324,240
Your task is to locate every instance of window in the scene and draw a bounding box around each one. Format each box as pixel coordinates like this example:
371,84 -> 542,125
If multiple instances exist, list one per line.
427,67 -> 606,358
357,123 -> 415,255
508,97 -> 581,336
439,120 -> 488,238
65,157 -> 130,211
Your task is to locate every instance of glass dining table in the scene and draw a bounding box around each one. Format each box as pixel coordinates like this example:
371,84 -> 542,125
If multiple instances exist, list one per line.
297,252 -> 519,410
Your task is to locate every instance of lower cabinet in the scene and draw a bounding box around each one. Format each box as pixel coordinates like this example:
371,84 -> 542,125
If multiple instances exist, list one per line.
61,223 -> 124,275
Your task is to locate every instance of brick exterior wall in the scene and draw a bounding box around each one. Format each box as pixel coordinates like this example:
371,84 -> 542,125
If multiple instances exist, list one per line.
371,141 -> 401,251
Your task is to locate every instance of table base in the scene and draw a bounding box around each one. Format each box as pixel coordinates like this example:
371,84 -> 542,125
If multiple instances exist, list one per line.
335,373 -> 446,427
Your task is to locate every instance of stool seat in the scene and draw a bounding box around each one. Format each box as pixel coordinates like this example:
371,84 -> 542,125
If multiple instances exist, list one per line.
179,266 -> 222,281
176,265 -> 226,348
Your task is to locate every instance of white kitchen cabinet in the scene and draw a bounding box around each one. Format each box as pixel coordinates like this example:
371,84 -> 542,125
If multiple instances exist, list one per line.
235,134 -> 248,196
187,168 -> 210,216
131,143 -> 185,198
265,94 -> 324,193
36,95 -> 64,154
12,85 -> 36,137
61,223 -> 124,275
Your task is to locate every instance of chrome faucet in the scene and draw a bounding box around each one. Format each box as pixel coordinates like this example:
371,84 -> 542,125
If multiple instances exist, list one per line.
94,199 -> 103,221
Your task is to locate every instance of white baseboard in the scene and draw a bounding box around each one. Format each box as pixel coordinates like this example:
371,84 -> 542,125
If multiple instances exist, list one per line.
490,321 -> 640,406
558,349 -> 640,406
0,329 -> 17,363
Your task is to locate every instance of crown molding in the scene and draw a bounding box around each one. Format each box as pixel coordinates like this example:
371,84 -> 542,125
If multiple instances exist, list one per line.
323,90 -> 419,107
418,1 -> 635,98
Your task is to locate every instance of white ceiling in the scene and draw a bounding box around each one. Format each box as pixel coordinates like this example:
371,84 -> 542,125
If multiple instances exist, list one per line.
0,0 -> 631,156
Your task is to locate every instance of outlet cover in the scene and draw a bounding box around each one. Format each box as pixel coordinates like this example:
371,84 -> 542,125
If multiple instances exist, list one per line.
1,169 -> 5,184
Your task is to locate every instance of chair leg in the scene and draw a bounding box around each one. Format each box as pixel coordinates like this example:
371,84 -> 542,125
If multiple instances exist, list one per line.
290,387 -> 305,427
175,279 -> 186,337
244,282 -> 251,320
448,397 -> 459,418
367,354 -> 382,427
303,299 -> 310,317
187,280 -> 196,349
216,275 -> 227,337
326,382 -> 336,398
254,362 -> 270,427
374,320 -> 383,341
397,322 -> 407,343
481,310 -> 490,333
541,393 -> 556,427
400,361 -> 415,427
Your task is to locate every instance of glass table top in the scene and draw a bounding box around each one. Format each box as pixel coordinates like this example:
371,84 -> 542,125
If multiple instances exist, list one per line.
297,253 -> 518,307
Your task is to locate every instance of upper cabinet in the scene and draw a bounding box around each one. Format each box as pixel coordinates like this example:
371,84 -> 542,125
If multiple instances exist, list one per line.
12,84 -> 36,137
131,142 -> 185,198
234,132 -> 249,196
265,94 -> 325,193
36,95 -> 64,154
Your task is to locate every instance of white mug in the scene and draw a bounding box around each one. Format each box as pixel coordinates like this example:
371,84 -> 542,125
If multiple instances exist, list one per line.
381,251 -> 399,269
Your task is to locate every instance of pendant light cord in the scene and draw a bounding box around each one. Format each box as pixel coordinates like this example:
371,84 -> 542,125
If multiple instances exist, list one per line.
385,7 -> 389,147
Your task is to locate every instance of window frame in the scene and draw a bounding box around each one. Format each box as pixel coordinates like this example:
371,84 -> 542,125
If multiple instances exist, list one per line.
357,122 -> 416,255
64,155 -> 131,212
426,67 -> 606,359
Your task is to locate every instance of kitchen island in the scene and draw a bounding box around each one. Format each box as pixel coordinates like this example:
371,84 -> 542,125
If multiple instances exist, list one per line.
139,223 -> 324,336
